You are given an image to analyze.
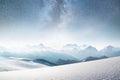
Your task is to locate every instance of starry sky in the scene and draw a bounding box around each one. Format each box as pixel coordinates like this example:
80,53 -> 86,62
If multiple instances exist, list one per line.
0,0 -> 120,49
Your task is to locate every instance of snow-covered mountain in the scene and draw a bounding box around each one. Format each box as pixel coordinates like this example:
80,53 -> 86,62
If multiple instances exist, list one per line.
0,44 -> 80,64
62,45 -> 120,59
0,44 -> 120,68
100,45 -> 120,57
0,51 -> 80,68
77,46 -> 99,59
0,56 -> 119,80
62,45 -> 101,60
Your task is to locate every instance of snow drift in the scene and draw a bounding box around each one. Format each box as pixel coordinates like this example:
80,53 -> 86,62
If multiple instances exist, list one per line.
0,57 -> 120,80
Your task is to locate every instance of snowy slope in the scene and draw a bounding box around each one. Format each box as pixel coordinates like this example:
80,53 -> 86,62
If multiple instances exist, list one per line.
0,57 -> 120,80
0,58 -> 47,72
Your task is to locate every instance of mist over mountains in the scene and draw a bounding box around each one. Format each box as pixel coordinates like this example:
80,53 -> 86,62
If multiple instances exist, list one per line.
0,44 -> 120,71
0,44 -> 120,61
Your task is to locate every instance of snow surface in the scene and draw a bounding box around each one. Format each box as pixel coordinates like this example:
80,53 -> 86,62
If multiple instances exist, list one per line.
0,57 -> 120,80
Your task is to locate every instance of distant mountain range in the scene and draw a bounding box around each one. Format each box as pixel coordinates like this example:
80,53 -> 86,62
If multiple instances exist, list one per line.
0,45 -> 120,67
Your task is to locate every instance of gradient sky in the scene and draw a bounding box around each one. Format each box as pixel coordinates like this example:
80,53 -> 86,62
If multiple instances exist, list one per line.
0,0 -> 120,50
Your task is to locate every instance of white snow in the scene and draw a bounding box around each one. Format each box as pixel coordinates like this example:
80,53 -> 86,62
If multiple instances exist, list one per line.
0,57 -> 120,80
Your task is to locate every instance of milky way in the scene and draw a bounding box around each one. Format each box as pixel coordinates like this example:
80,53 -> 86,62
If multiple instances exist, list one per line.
0,0 -> 120,49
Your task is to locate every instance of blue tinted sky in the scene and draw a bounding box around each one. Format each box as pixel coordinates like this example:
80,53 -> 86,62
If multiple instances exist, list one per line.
0,0 -> 120,49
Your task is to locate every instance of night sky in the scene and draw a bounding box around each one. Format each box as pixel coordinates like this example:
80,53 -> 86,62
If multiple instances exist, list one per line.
0,0 -> 120,49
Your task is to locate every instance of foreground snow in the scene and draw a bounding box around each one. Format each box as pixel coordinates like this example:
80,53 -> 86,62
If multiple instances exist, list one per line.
0,57 -> 120,80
